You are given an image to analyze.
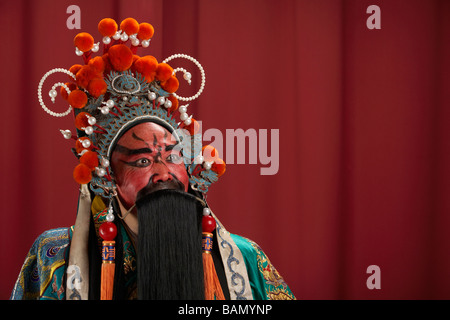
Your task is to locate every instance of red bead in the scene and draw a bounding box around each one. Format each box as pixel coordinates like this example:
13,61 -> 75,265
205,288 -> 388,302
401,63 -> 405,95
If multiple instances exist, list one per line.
202,215 -> 216,233
99,221 -> 117,241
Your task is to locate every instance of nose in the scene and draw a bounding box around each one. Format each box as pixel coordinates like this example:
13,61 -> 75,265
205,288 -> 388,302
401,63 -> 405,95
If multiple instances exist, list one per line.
151,163 -> 173,184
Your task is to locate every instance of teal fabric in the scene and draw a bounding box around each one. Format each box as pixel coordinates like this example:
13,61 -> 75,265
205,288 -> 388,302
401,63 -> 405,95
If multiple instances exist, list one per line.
231,234 -> 295,300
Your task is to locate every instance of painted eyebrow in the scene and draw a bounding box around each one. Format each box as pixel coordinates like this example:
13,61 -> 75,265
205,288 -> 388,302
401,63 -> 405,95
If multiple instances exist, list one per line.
132,132 -> 146,143
165,142 -> 180,152
114,144 -> 153,156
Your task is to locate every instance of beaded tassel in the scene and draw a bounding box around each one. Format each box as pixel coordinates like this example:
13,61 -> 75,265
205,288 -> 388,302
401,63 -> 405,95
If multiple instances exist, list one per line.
202,209 -> 225,300
99,204 -> 117,300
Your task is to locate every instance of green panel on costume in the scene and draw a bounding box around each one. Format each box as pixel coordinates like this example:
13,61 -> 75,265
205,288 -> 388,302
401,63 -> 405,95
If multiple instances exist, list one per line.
231,234 -> 295,300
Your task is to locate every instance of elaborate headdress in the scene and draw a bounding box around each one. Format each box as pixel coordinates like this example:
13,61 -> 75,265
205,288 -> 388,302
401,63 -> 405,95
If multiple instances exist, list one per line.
38,17 -> 225,300
39,17 -> 225,197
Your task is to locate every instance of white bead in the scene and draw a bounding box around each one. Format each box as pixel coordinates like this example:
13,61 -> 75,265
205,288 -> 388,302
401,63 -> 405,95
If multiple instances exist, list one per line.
178,105 -> 187,113
180,112 -> 188,121
164,100 -> 172,109
103,36 -> 111,44
203,208 -> 211,216
96,167 -> 106,177
157,96 -> 165,105
101,158 -> 110,168
100,106 -> 110,114
81,139 -> 91,148
106,212 -> 115,222
60,129 -> 72,139
49,89 -> 57,98
120,32 -> 128,42
129,34 -> 137,40
183,72 -> 192,81
87,116 -> 97,126
184,116 -> 192,126
75,47 -> 84,56
148,92 -> 156,100
91,43 -> 100,52
84,126 -> 94,135
203,161 -> 212,170
131,38 -> 140,46
106,99 -> 115,108
141,40 -> 150,47
113,31 -> 121,40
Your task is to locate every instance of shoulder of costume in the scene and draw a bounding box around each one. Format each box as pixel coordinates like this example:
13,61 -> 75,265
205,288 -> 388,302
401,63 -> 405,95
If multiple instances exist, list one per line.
32,227 -> 72,259
229,233 -> 296,300
10,227 -> 71,300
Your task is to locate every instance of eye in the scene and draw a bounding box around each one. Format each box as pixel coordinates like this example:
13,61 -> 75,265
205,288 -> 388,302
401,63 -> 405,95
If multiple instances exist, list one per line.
134,158 -> 151,168
166,154 -> 182,164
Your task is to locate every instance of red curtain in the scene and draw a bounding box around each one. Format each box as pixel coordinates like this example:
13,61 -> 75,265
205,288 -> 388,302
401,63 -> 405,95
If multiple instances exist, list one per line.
1,0 -> 449,299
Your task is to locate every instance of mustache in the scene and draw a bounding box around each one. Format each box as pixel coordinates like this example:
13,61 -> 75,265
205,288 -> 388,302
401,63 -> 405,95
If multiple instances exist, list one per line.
136,173 -> 185,202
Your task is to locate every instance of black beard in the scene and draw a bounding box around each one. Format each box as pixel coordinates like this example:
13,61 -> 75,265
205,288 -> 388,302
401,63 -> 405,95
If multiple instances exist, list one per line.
136,189 -> 205,300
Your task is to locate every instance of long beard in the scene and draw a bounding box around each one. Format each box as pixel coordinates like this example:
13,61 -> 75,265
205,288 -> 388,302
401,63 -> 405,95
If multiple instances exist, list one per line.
136,189 -> 205,300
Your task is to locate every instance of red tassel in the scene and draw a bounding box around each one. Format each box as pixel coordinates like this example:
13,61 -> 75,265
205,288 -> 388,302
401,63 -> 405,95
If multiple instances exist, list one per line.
100,240 -> 115,300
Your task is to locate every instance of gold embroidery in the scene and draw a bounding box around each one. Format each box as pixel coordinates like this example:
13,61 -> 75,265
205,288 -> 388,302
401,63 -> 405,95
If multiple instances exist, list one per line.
249,240 -> 296,300
267,288 -> 296,300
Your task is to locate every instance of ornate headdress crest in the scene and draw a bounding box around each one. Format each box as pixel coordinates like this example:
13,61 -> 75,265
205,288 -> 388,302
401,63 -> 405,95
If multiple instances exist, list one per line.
38,17 -> 226,199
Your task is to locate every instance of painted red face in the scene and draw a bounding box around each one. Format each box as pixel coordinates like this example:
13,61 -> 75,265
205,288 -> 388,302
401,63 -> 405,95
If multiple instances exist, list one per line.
111,122 -> 189,209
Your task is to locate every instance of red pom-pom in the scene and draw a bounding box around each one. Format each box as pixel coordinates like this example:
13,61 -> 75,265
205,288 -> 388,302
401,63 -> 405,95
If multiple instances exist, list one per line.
74,32 -> 94,52
68,89 -> 88,109
161,76 -> 179,93
88,56 -> 105,74
80,150 -> 99,170
98,18 -> 118,37
69,64 -> 82,81
87,78 -> 107,98
99,222 -> 117,241
211,158 -> 226,177
60,82 -> 77,100
155,63 -> 173,82
75,137 -> 93,153
76,65 -> 100,89
75,111 -> 91,129
202,145 -> 219,162
120,18 -> 139,35
73,163 -> 92,184
108,44 -> 133,71
166,95 -> 179,113
133,55 -> 158,82
137,22 -> 154,40
202,215 -> 216,233
102,53 -> 113,74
